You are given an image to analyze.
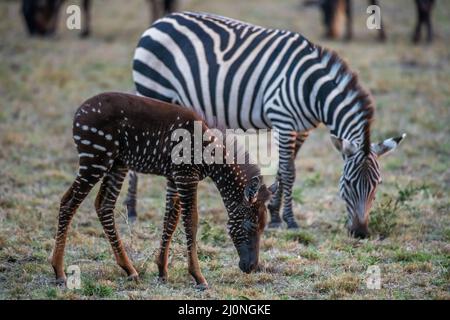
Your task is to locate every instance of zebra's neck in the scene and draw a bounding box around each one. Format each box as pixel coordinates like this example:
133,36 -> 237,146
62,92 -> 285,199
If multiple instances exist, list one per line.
294,46 -> 374,151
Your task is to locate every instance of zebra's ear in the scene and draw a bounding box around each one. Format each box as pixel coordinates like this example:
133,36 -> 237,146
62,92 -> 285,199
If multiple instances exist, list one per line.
244,176 -> 262,204
372,133 -> 406,158
330,135 -> 358,157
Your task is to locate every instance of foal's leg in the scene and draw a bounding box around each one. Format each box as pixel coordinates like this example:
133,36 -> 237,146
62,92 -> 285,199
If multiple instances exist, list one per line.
175,178 -> 208,289
124,171 -> 138,220
51,170 -> 102,283
95,163 -> 138,279
156,178 -> 181,281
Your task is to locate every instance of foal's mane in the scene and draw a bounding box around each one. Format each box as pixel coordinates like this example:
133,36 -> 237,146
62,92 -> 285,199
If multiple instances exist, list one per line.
192,109 -> 261,181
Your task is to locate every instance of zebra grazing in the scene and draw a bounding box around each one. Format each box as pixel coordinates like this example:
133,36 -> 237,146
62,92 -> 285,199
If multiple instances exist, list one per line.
128,12 -> 405,237
51,92 -> 276,289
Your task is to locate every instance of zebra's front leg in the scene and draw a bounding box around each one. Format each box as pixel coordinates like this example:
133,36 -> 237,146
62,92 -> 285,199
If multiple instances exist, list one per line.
278,132 -> 299,229
156,178 -> 181,282
269,132 -> 305,228
175,178 -> 208,290
124,171 -> 138,220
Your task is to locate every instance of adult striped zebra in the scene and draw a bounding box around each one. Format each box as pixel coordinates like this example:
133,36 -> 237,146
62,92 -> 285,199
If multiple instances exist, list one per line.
127,11 -> 405,237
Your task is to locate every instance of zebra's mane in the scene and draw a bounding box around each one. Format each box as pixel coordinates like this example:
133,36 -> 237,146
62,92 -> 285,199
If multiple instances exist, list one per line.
317,46 -> 375,155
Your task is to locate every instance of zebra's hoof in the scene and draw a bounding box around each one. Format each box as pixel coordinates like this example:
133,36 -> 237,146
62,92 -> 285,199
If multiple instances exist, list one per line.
194,283 -> 209,291
286,221 -> 299,229
267,221 -> 283,229
125,206 -> 138,221
127,214 -> 137,223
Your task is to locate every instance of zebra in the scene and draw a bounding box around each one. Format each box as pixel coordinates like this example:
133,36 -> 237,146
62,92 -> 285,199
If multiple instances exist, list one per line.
128,11 -> 406,237
51,92 -> 277,289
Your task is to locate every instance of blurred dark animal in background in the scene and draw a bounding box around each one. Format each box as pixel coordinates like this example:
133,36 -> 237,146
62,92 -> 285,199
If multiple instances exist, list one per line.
303,0 -> 435,43
413,0 -> 435,43
21,0 -> 177,37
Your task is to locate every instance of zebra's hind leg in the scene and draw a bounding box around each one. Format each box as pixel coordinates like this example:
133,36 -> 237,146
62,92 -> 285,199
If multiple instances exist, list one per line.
51,169 -> 103,284
156,178 -> 181,282
95,162 -> 138,280
124,171 -> 138,221
267,172 -> 283,228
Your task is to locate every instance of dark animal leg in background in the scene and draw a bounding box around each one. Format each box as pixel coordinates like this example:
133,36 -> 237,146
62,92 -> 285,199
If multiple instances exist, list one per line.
344,0 -> 353,41
164,0 -> 177,15
413,0 -> 435,43
80,0 -> 91,38
149,0 -> 162,24
370,0 -> 386,41
22,0 -> 36,35
124,171 -> 138,220
426,9 -> 434,43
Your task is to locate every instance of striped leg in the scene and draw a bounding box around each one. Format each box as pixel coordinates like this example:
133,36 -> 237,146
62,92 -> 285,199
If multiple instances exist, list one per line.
276,131 -> 299,228
51,170 -> 103,283
156,178 -> 181,282
175,178 -> 208,290
268,132 -> 308,228
124,171 -> 138,220
95,163 -> 138,279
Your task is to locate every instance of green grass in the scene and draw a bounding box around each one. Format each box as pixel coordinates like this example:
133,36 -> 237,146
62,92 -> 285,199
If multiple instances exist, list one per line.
0,0 -> 449,300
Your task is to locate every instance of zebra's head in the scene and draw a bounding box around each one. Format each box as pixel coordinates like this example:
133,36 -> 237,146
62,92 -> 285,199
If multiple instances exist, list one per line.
331,134 -> 406,238
229,176 -> 277,273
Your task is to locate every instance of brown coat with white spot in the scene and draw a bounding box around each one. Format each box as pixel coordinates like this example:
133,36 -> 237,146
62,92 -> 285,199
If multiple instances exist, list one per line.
51,92 -> 276,289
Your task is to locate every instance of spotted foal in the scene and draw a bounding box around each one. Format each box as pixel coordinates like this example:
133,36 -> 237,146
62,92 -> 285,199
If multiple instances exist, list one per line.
51,92 -> 276,289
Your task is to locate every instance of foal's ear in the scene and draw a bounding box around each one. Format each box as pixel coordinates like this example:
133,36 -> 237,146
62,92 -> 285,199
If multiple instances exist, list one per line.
244,176 -> 262,204
372,133 -> 407,157
330,135 -> 358,157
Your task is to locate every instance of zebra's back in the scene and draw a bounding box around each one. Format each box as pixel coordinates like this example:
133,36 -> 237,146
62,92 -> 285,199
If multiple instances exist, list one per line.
133,11 -> 312,130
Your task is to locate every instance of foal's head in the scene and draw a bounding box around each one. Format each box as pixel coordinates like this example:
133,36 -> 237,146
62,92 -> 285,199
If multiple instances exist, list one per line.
226,175 -> 277,273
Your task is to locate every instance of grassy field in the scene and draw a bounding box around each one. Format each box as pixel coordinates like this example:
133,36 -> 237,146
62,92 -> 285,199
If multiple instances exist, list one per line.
0,0 -> 449,300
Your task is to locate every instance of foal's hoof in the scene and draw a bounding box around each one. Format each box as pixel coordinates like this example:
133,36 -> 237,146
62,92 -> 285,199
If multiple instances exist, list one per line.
54,276 -> 67,287
194,283 -> 209,291
127,273 -> 140,282
267,221 -> 283,229
158,275 -> 168,283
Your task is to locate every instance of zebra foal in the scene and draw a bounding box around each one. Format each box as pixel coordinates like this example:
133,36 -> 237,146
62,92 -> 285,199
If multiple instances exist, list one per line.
51,92 -> 276,289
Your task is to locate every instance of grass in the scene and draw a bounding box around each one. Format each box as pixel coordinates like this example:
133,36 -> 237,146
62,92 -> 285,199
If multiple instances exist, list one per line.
0,0 -> 449,300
